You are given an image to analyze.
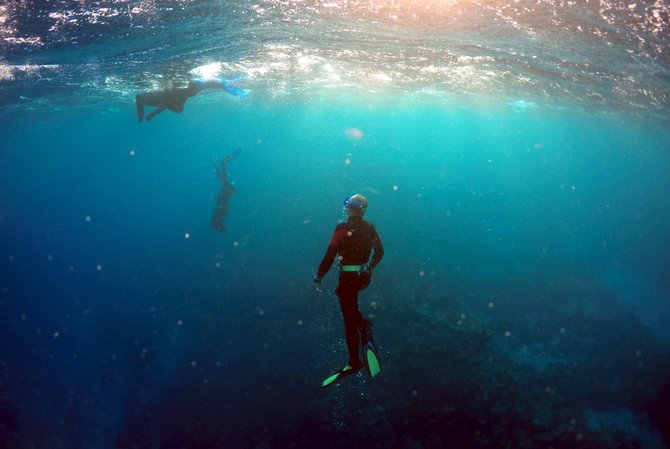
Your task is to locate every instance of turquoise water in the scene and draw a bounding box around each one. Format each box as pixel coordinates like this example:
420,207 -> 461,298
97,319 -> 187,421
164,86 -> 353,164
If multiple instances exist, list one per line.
1,1 -> 670,448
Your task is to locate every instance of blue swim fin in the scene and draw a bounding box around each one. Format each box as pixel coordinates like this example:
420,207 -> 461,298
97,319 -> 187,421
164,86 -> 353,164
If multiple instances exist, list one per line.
221,82 -> 249,98
191,76 -> 249,97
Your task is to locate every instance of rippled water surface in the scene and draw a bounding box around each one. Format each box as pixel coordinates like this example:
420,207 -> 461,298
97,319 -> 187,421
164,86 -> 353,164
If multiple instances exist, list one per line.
1,0 -> 669,118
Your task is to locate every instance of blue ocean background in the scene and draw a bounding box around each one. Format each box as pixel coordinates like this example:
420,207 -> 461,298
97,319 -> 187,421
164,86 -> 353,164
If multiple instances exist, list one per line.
1,1 -> 670,448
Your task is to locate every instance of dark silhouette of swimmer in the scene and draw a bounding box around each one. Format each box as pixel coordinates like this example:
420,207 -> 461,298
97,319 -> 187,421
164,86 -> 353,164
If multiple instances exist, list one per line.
135,81 -> 202,122
210,148 -> 241,233
135,77 -> 248,122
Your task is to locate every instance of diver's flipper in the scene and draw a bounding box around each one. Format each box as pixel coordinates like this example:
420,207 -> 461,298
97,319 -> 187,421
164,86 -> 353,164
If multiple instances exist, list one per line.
321,364 -> 360,389
221,82 -> 249,98
191,76 -> 249,97
230,147 -> 242,158
360,320 -> 382,378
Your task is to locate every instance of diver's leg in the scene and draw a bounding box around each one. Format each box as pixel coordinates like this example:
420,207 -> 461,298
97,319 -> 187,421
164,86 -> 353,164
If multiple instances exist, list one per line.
145,106 -> 166,122
135,94 -> 145,122
210,204 -> 229,232
336,277 -> 364,369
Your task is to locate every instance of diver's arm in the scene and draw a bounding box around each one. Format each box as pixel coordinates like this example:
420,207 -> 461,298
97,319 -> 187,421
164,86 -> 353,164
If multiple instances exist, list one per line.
368,226 -> 384,271
315,245 -> 338,282
135,94 -> 145,122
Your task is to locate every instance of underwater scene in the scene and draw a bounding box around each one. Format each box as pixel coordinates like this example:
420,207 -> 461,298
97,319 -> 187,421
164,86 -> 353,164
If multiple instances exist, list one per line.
1,1 -> 669,448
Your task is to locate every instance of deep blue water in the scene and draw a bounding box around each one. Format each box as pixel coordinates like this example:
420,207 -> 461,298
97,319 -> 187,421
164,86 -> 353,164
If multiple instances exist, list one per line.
1,1 -> 670,449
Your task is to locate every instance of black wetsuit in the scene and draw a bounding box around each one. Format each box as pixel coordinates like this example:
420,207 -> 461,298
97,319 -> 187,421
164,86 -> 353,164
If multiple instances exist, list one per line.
317,216 -> 384,367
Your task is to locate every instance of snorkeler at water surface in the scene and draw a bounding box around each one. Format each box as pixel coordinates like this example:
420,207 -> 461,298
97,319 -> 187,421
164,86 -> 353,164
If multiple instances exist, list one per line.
135,76 -> 248,122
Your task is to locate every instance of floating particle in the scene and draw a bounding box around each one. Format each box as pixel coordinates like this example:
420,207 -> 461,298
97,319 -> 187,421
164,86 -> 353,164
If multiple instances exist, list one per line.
130,149 -> 136,156
344,127 -> 363,140
392,185 -> 398,191
504,330 -> 511,337
419,270 -> 425,276
177,320 -> 183,326
85,216 -> 91,222
297,320 -> 303,326
488,302 -> 494,308
215,262 -> 221,268
96,264 -> 102,271
344,158 -> 351,165
233,241 -> 239,247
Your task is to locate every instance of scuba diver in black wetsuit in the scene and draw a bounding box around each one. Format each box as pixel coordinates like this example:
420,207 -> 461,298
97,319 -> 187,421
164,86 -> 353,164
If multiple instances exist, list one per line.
210,148 -> 241,233
314,194 -> 384,387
